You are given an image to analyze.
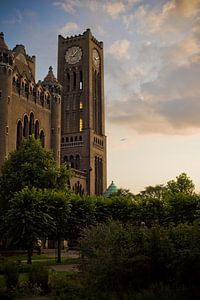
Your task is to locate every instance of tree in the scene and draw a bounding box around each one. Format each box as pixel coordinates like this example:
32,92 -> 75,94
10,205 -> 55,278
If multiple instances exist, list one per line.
0,136 -> 71,207
65,194 -> 96,247
166,173 -> 195,195
44,189 -> 71,263
4,187 -> 54,264
138,184 -> 166,200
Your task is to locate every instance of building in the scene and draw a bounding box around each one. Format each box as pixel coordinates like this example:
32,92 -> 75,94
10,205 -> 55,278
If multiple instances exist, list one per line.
0,29 -> 107,195
58,28 -> 107,195
0,32 -> 61,170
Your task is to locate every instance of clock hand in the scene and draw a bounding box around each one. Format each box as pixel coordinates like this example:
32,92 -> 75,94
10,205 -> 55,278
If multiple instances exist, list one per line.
71,50 -> 78,57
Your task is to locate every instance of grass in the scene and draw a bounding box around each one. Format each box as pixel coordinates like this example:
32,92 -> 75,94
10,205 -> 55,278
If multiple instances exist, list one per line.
0,253 -> 80,266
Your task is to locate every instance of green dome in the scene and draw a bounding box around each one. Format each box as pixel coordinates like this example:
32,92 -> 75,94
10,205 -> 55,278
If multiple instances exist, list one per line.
104,181 -> 118,197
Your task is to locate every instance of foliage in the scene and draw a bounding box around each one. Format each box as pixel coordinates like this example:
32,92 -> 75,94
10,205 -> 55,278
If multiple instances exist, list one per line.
138,184 -> 166,200
3,262 -> 19,290
51,273 -> 84,300
3,187 -> 54,263
80,220 -> 200,295
166,173 -> 195,195
28,265 -> 49,293
80,221 -> 153,293
44,189 -> 71,262
66,195 -> 96,247
0,136 -> 70,207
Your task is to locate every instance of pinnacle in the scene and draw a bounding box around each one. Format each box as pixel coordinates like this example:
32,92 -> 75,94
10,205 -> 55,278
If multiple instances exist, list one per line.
0,32 -> 8,50
43,66 -> 57,84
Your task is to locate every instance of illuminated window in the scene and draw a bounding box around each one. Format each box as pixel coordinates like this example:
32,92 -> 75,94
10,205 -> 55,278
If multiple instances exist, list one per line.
79,70 -> 83,90
80,101 -> 83,109
79,118 -> 83,132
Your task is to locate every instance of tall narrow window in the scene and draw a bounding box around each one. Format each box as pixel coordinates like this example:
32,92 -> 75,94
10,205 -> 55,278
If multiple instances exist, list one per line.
67,73 -> 70,92
70,155 -> 74,168
40,130 -> 45,147
29,112 -> 34,135
16,120 -> 22,149
80,101 -> 83,109
75,154 -> 80,170
73,72 -> 76,90
35,120 -> 39,139
63,155 -> 68,164
23,115 -> 29,138
79,70 -> 83,90
79,118 -> 83,132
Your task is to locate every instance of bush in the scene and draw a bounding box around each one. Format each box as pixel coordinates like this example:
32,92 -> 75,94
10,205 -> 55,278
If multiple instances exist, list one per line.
28,265 -> 49,292
3,263 -> 19,290
80,221 -> 155,293
50,272 -> 84,300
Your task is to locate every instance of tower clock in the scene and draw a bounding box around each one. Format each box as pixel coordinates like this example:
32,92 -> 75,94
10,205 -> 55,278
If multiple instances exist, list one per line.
57,29 -> 107,195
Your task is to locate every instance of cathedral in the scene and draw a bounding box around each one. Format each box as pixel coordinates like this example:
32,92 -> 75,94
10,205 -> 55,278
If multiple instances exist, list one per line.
0,29 -> 107,195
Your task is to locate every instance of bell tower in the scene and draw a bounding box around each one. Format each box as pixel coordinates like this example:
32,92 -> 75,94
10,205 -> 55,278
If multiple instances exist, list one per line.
57,29 -> 107,195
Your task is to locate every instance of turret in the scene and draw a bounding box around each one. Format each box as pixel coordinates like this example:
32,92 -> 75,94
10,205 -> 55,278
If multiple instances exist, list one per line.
43,66 -> 61,165
0,33 -> 13,170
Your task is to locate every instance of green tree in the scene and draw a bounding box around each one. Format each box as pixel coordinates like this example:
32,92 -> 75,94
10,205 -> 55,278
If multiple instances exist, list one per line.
44,189 -> 71,263
0,136 -> 70,207
66,195 -> 96,247
4,187 -> 54,264
166,173 -> 195,195
138,184 -> 166,200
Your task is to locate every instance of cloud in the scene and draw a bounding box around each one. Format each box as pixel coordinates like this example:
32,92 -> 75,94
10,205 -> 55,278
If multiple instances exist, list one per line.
103,2 -> 125,18
109,39 -> 130,59
166,36 -> 200,66
108,58 -> 200,134
59,22 -> 79,36
123,0 -> 200,42
3,9 -> 23,25
53,0 -> 81,13
174,0 -> 200,17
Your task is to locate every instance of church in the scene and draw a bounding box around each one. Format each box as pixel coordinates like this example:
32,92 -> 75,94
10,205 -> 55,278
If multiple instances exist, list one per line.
0,29 -> 107,195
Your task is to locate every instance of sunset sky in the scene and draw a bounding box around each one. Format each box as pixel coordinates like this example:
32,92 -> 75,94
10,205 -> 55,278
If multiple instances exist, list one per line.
1,0 -> 200,193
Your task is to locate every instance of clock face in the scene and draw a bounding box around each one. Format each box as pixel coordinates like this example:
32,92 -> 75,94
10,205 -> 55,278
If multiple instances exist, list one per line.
93,49 -> 100,68
65,46 -> 82,64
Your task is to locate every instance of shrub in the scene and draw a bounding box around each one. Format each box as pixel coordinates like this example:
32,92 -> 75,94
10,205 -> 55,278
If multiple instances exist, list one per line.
3,263 -> 19,290
50,272 -> 84,300
28,265 -> 49,292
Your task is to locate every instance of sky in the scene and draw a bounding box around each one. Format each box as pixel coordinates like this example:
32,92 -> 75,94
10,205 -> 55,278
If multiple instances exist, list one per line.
1,0 -> 200,193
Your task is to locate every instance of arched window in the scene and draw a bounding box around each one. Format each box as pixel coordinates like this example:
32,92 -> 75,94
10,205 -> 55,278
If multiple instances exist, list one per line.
79,135 -> 82,141
29,112 -> 34,135
63,155 -> 68,164
23,115 -> 29,138
70,155 -> 74,168
16,120 -> 22,149
40,130 -> 45,148
35,120 -> 39,139
61,137 -> 64,143
16,78 -> 20,88
70,136 -> 73,142
75,154 -> 80,170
